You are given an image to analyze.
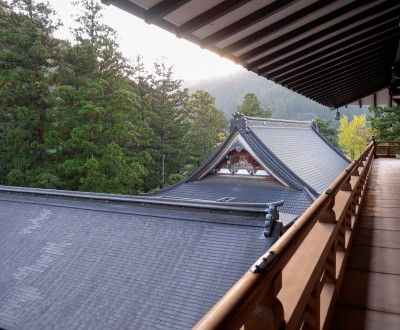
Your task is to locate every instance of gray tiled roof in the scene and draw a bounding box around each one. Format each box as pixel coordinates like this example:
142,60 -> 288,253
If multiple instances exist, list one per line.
0,192 -> 279,330
250,124 -> 349,193
152,176 -> 313,215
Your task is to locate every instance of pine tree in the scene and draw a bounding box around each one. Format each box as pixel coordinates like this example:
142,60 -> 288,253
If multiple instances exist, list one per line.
237,93 -> 272,118
53,0 -> 146,193
0,0 -> 63,187
185,90 -> 228,168
368,105 -> 400,141
315,118 -> 338,147
147,60 -> 189,189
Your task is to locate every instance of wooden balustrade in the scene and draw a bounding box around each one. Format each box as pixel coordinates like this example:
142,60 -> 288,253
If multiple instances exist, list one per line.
374,140 -> 400,158
194,142 -> 375,330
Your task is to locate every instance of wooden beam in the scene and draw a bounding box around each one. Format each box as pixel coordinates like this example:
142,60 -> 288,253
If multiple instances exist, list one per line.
245,6 -> 400,71
144,0 -> 191,24
237,0 -> 382,64
258,22 -> 398,76
176,0 -> 252,37
200,0 -> 297,47
221,0 -> 337,54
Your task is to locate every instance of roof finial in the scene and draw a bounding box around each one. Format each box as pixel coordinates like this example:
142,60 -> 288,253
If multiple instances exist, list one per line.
230,112 -> 248,133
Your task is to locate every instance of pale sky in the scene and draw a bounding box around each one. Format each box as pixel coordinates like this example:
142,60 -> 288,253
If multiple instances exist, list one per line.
48,0 -> 243,83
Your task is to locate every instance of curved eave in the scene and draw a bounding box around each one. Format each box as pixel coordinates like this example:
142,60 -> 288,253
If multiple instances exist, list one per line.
103,0 -> 400,108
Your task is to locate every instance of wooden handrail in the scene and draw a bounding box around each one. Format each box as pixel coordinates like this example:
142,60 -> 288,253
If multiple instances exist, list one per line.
374,140 -> 400,158
194,142 -> 375,330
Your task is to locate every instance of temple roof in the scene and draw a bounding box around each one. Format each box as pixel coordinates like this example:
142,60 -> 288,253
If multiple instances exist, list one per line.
0,188 -> 280,330
245,115 -> 350,193
150,113 -> 349,216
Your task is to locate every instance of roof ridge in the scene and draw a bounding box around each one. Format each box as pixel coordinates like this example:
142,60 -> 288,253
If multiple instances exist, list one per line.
230,112 -> 314,131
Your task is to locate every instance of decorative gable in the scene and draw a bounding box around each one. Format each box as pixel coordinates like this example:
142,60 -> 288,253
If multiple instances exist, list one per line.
212,148 -> 269,176
188,130 -> 291,188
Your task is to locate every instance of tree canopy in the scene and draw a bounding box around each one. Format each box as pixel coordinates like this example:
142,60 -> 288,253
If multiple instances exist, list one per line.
368,105 -> 400,141
338,114 -> 372,160
315,118 -> 338,147
0,0 -> 228,193
237,93 -> 272,118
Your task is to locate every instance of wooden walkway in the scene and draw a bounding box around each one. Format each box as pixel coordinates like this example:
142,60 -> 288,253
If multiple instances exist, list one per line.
331,158 -> 400,329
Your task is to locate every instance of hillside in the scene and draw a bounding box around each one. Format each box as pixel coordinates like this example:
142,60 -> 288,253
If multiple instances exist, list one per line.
184,70 -> 369,123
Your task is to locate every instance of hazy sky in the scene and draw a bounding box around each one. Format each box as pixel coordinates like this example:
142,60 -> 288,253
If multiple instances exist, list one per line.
48,0 -> 243,83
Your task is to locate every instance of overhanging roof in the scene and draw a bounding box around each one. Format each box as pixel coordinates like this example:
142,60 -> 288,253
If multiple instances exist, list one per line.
103,0 -> 400,108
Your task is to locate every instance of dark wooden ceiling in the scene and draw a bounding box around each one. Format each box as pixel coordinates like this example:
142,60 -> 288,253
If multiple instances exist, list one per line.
102,0 -> 400,108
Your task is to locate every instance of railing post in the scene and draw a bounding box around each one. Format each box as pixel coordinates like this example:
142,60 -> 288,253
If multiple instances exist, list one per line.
372,136 -> 376,158
244,271 -> 285,330
303,277 -> 322,330
320,193 -> 336,223
325,242 -> 337,283
339,174 -> 353,249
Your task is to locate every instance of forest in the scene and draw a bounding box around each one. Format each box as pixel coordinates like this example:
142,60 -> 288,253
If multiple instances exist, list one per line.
1,0 -> 396,195
0,0 -> 229,193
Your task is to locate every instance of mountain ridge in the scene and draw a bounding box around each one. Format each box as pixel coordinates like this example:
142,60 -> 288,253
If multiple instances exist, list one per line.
184,70 -> 369,122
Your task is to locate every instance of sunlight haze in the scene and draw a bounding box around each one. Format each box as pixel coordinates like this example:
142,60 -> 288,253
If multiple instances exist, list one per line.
48,0 -> 243,82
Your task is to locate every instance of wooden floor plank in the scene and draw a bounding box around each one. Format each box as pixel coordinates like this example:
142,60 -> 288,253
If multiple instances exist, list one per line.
362,198 -> 400,208
332,158 -> 400,329
331,306 -> 400,330
360,206 -> 400,218
353,228 -> 400,249
337,270 -> 400,314
347,245 -> 400,275
357,216 -> 400,231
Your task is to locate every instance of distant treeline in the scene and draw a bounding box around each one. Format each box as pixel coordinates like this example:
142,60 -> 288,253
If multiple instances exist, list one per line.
185,71 -> 369,124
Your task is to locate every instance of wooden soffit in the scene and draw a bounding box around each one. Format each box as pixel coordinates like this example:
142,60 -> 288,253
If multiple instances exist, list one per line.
103,0 -> 400,108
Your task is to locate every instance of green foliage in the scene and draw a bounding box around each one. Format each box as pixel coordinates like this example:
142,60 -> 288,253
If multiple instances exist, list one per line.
237,93 -> 272,118
368,105 -> 400,141
185,90 -> 228,168
338,114 -> 372,160
0,0 -> 63,185
0,0 -> 146,193
315,118 -> 338,147
145,60 -> 190,189
0,0 -> 241,194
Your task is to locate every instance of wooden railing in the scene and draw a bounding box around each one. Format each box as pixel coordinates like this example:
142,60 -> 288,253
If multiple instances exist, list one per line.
374,139 -> 400,158
194,142 -> 375,330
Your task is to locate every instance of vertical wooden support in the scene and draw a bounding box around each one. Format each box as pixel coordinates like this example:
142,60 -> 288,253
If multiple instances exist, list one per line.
337,216 -> 346,251
372,136 -> 376,158
325,243 -> 337,284
320,194 -> 336,223
303,279 -> 321,330
244,271 -> 285,330
339,175 -> 353,249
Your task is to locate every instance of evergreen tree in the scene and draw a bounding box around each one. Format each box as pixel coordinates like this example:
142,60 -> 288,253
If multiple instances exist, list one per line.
368,105 -> 400,141
315,118 -> 338,147
185,90 -> 228,168
237,92 -> 272,118
147,60 -> 189,189
0,0 -> 63,187
53,0 -> 146,193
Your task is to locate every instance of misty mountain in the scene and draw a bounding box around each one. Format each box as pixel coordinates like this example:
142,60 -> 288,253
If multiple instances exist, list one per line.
184,70 -> 369,123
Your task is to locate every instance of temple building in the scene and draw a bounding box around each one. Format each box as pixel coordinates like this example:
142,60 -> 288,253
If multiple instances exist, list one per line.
148,113 -> 349,223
